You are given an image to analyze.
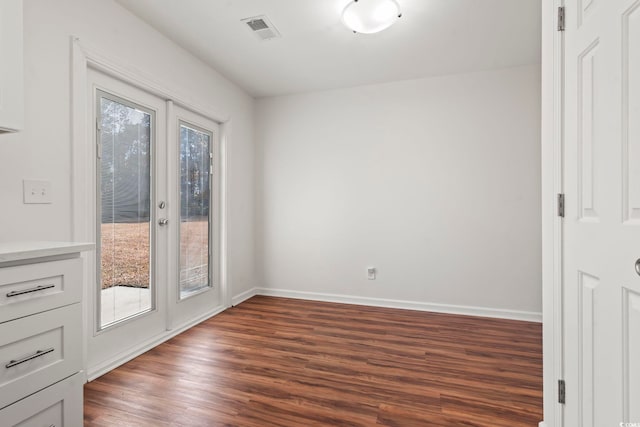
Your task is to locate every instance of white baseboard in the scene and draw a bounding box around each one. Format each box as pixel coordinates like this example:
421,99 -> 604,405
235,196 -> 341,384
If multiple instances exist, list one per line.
231,287 -> 258,306
251,288 -> 542,323
86,305 -> 227,381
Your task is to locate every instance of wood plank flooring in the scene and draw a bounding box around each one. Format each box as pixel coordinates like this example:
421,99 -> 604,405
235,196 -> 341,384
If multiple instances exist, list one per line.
84,296 -> 543,426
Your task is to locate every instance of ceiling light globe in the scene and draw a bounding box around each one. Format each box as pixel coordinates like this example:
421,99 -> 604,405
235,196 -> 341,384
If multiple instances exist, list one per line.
342,0 -> 401,34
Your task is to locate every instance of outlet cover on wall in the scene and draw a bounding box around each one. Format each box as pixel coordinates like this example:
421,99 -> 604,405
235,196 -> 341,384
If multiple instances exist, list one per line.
367,267 -> 376,280
23,180 -> 52,204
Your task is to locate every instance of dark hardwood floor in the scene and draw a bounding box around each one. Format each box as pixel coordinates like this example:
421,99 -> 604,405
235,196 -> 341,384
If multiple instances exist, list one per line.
84,296 -> 542,426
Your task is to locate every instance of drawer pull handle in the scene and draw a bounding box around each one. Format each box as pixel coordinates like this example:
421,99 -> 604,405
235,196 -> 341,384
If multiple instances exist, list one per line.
6,284 -> 55,298
5,348 -> 54,368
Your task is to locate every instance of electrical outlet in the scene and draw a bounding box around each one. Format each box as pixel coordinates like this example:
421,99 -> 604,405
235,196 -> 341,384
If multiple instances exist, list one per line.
23,180 -> 52,204
367,267 -> 376,280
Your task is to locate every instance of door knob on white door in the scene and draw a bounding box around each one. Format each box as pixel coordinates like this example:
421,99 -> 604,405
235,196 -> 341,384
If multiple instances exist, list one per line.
636,259 -> 640,276
158,218 -> 169,226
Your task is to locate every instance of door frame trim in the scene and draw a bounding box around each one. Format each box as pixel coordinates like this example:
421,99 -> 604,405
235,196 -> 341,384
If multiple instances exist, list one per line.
541,1 -> 565,426
69,36 -> 233,379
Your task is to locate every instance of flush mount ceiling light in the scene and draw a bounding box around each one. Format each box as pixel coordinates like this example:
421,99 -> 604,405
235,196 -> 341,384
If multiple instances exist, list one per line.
341,0 -> 402,34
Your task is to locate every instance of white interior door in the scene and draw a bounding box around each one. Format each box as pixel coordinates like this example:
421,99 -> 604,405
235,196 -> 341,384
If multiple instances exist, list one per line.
167,105 -> 221,329
87,68 -> 169,371
563,0 -> 640,425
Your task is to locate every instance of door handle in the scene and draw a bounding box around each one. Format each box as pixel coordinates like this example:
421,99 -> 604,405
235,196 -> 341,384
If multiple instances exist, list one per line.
158,218 -> 169,226
636,259 -> 640,276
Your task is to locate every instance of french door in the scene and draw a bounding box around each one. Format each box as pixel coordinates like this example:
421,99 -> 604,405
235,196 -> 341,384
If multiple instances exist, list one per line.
562,0 -> 640,424
168,105 -> 220,328
87,69 -> 220,373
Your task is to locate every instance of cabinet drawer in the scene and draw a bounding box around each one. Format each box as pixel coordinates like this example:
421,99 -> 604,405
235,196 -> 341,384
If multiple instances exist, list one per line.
0,372 -> 83,427
0,258 -> 82,323
0,304 -> 82,409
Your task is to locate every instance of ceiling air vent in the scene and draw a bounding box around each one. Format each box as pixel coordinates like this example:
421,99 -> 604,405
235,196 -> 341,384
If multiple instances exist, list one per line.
241,15 -> 281,41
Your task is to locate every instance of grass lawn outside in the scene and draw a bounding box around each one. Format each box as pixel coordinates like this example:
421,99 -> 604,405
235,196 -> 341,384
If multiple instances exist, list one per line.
100,220 -> 208,289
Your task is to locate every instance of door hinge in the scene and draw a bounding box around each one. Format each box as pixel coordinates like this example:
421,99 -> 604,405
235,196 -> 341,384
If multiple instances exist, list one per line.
557,193 -> 565,217
96,119 -> 102,159
558,6 -> 566,31
558,379 -> 566,404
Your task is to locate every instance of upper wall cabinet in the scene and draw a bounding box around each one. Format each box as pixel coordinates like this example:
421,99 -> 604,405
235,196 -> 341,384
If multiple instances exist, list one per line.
0,0 -> 23,133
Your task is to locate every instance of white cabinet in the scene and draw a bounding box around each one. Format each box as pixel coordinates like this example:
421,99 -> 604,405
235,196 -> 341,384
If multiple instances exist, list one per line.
0,373 -> 83,427
0,0 -> 23,132
0,258 -> 82,323
0,304 -> 82,409
0,242 -> 93,427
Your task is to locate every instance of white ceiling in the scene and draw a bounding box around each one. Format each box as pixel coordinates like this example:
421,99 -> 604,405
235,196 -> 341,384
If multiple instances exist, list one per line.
115,0 -> 541,98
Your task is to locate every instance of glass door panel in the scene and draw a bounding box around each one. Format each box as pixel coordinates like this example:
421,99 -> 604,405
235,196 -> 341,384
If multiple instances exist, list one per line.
179,122 -> 212,299
169,106 -> 220,329
98,91 -> 154,329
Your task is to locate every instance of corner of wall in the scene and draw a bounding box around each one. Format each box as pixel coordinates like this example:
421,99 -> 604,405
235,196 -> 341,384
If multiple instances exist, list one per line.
231,287 -> 258,307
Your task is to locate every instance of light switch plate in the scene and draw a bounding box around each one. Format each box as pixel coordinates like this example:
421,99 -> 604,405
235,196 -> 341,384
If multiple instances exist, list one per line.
23,180 -> 52,204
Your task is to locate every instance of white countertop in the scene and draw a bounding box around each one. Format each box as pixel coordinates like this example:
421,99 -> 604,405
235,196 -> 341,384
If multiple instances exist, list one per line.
0,241 -> 94,263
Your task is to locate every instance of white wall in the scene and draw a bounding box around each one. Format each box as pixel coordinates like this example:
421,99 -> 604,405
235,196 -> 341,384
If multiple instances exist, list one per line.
0,0 -> 255,298
0,0 -> 541,318
256,64 -> 542,317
